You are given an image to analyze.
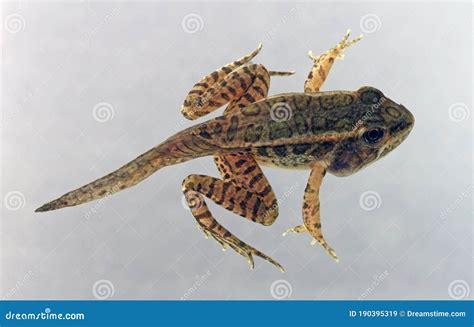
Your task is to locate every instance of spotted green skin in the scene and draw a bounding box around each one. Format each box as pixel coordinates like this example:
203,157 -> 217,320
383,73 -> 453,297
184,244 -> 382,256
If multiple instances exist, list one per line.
35,86 -> 414,214
189,86 -> 414,176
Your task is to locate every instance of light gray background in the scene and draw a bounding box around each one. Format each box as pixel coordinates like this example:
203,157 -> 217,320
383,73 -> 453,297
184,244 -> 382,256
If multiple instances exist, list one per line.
1,1 -> 472,300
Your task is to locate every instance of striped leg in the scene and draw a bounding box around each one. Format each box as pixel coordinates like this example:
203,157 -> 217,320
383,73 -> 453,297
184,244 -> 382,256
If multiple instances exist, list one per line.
286,31 -> 362,261
283,164 -> 338,261
222,63 -> 272,115
213,153 -> 278,220
197,60 -> 280,269
212,61 -> 278,217
304,30 -> 363,93
182,169 -> 283,271
181,45 -> 294,120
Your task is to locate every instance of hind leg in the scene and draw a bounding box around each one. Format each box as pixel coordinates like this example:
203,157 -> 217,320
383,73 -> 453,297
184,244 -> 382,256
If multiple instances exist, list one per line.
211,63 -> 279,237
182,169 -> 283,271
213,153 -> 278,219
211,59 -> 276,201
192,61 -> 283,269
304,29 -> 363,93
181,45 -> 293,120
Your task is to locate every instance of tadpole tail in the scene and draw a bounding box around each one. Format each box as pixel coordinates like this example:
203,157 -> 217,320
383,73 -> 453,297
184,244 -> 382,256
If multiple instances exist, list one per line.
35,127 -> 218,213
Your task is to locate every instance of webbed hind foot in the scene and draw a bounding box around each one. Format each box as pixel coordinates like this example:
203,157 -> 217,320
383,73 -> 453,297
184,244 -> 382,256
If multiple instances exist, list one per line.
182,169 -> 284,272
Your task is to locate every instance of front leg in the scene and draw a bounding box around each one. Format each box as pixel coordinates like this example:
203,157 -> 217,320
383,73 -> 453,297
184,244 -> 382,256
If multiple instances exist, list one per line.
283,164 -> 338,261
304,29 -> 363,93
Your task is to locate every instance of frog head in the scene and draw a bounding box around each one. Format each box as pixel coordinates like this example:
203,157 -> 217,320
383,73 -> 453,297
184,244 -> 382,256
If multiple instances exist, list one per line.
327,86 -> 414,176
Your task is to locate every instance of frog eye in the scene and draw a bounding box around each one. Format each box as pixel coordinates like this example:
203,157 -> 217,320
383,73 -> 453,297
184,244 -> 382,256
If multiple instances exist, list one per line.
360,88 -> 383,105
362,128 -> 385,144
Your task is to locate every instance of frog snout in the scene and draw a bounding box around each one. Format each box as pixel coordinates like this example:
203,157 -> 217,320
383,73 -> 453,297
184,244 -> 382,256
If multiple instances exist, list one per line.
399,104 -> 415,130
387,105 -> 414,139
404,107 -> 415,130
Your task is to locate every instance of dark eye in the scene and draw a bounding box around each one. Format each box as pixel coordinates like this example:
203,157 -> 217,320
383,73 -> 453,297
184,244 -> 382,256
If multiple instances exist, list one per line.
360,88 -> 382,105
363,128 -> 385,144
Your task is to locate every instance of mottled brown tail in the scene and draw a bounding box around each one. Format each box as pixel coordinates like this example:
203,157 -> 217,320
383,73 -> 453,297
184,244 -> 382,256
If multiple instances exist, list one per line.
35,127 -> 218,212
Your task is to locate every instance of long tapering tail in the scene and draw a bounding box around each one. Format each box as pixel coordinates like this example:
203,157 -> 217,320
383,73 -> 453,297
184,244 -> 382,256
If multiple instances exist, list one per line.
35,128 -> 217,212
